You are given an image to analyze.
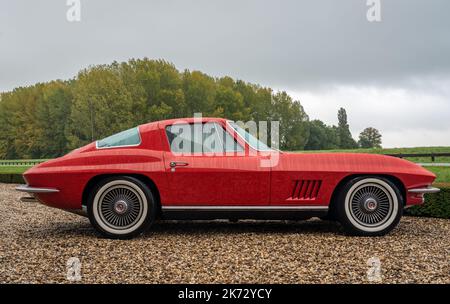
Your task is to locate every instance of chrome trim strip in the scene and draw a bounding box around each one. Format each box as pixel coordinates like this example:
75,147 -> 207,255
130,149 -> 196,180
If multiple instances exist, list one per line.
162,206 -> 328,211
95,141 -> 142,150
408,187 -> 440,194
15,185 -> 59,193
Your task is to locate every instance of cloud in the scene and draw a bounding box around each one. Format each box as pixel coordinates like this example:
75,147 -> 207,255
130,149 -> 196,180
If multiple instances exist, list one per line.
0,0 -> 449,146
1,0 -> 450,91
287,77 -> 450,147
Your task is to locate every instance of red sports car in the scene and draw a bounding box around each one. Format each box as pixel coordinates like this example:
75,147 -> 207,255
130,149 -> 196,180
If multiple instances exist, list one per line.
16,117 -> 439,239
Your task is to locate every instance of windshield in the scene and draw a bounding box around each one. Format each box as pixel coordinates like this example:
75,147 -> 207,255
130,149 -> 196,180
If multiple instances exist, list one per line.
228,121 -> 273,151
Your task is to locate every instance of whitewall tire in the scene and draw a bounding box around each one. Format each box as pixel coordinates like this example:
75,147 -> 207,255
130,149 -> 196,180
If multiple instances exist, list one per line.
336,176 -> 403,236
87,176 -> 156,239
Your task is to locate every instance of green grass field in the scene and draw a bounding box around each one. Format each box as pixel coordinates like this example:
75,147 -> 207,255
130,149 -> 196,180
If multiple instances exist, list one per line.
424,167 -> 450,185
0,166 -> 31,174
1,147 -> 449,183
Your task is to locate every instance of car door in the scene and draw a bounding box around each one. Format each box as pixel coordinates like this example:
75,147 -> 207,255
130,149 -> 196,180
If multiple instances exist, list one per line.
162,121 -> 270,206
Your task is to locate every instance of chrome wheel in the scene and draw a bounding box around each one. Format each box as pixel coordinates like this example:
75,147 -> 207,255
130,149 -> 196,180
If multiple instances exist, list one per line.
343,178 -> 399,233
98,185 -> 143,229
349,183 -> 393,227
92,180 -> 148,235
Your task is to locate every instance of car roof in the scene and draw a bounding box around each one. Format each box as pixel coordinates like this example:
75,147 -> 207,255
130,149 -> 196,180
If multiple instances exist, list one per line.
140,117 -> 229,131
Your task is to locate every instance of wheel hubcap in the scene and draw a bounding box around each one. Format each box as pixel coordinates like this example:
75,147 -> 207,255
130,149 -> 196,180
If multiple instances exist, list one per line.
98,185 -> 144,230
113,200 -> 129,214
349,183 -> 393,227
364,198 -> 378,211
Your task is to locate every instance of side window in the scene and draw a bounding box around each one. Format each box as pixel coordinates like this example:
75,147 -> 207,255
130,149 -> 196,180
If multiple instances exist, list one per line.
96,127 -> 141,149
165,123 -> 243,153
166,123 -> 201,153
202,123 -> 223,153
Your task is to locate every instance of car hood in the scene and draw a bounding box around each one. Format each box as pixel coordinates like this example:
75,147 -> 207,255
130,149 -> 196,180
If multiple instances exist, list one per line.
274,152 -> 435,178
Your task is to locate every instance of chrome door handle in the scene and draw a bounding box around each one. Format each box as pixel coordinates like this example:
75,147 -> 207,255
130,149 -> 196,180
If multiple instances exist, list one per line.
170,161 -> 189,168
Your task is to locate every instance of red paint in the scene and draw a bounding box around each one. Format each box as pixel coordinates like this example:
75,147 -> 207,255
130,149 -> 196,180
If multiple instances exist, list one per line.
23,117 -> 436,211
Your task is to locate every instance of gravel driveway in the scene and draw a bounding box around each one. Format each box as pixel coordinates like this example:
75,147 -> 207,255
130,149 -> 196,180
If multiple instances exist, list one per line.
0,183 -> 448,284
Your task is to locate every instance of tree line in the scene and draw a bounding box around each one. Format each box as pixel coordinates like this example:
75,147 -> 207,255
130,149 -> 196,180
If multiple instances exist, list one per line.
0,58 -> 381,159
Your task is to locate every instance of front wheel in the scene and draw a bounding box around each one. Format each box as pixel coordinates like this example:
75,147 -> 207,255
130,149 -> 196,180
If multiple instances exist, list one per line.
87,176 -> 156,239
336,176 -> 403,236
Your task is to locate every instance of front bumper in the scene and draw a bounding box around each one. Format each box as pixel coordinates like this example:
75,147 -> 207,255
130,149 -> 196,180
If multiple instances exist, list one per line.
408,186 -> 440,194
406,186 -> 440,206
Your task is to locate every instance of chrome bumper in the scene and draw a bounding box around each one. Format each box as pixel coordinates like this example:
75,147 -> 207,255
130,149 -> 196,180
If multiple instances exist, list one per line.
408,186 -> 440,194
16,184 -> 59,204
15,184 -> 59,193
15,184 -> 86,217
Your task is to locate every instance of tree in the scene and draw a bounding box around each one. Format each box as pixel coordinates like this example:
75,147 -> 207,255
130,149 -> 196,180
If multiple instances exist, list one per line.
182,70 -> 216,115
337,107 -> 357,149
358,127 -> 382,148
129,58 -> 186,121
270,92 -> 310,150
66,65 -> 135,150
304,120 -> 339,150
0,91 -> 19,158
1,58 -> 321,158
7,85 -> 45,158
215,86 -> 246,121
34,81 -> 72,157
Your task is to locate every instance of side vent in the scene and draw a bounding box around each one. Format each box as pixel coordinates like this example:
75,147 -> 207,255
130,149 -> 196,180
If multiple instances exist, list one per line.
290,180 -> 322,200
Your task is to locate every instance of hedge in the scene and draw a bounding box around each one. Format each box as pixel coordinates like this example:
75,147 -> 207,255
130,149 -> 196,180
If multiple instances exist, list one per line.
0,174 -> 25,184
0,174 -> 448,219
405,186 -> 450,219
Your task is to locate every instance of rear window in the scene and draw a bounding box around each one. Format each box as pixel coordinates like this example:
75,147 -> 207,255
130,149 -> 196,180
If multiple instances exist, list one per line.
96,127 -> 141,149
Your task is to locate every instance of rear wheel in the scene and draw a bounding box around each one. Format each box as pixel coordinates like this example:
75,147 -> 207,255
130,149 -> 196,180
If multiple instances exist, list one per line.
87,176 -> 156,239
336,176 -> 403,236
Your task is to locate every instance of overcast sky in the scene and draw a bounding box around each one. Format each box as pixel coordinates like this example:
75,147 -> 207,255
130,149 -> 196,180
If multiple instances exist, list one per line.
1,0 -> 449,147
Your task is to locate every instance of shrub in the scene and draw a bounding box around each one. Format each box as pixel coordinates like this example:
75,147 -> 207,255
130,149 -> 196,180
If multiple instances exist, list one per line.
0,174 -> 25,184
405,186 -> 450,219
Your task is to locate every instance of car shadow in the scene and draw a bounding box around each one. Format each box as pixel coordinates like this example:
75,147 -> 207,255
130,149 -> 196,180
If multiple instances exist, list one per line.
22,218 -> 343,239
17,220 -> 96,239
146,219 -> 343,236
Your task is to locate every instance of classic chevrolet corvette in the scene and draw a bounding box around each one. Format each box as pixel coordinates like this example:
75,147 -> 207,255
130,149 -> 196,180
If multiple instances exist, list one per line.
16,117 -> 439,238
